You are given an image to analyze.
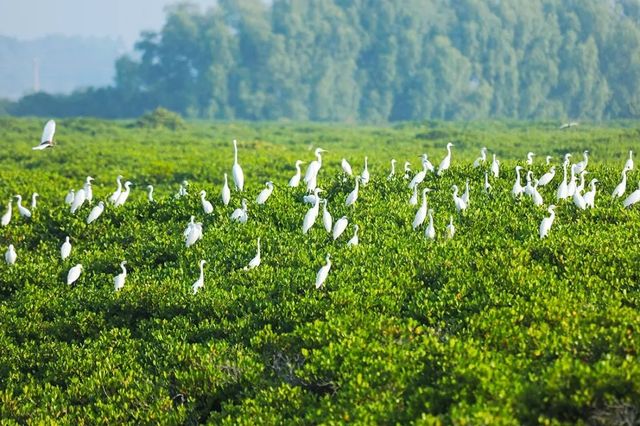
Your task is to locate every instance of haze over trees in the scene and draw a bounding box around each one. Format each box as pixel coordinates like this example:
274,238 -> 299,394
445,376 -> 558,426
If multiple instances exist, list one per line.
7,0 -> 640,121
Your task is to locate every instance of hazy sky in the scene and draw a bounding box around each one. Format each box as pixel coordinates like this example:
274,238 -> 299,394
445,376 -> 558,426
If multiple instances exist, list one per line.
0,0 -> 217,48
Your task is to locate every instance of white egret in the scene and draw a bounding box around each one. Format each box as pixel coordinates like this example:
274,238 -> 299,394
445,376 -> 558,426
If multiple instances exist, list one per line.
70,189 -> 86,214
230,199 -> 248,223
322,199 -> 333,233
546,156 -> 553,165
512,166 -> 524,198
461,179 -> 470,205
256,181 -> 274,205
86,201 -> 105,224
244,238 -> 261,270
623,182 -> 640,208
200,190 -> 214,214
306,175 -> 318,192
539,205 -> 556,238
484,172 -> 491,193
183,216 -> 196,240
5,244 -> 16,265
315,254 -> 331,290
1,201 -> 11,226
185,221 -> 203,247
84,177 -> 94,204
566,165 -> 577,197
437,142 -> 454,176
31,193 -> 39,209
33,119 -> 56,150
556,161 -> 569,200
332,216 -> 349,240
583,179 -> 598,208
65,189 -> 75,205
413,188 -> 431,230
526,152 -> 535,165
360,156 -> 370,186
532,180 -> 544,206
560,122 -> 578,129
473,147 -> 487,168
302,197 -> 320,234
524,171 -> 535,197
192,260 -> 206,294
573,188 -> 586,210
538,166 -> 556,187
576,171 -> 588,194
341,158 -> 353,176
304,148 -> 326,186
574,150 -> 589,174
612,167 -> 631,198
147,185 -> 154,202
409,185 -> 418,206
347,224 -> 359,247
114,261 -> 127,291
176,180 -> 189,198
403,162 -> 412,180
221,173 -> 231,206
452,185 -> 467,212
425,210 -> 435,240
67,264 -> 83,285
15,195 -> 32,218
303,188 -> 323,205
345,176 -> 360,207
446,216 -> 455,239
491,154 -> 500,178
625,150 -> 634,171
408,155 -> 430,190
114,182 -> 132,207
61,236 -> 71,260
109,175 -> 124,204
388,159 -> 397,180
423,154 -> 435,172
289,161 -> 304,187
232,139 -> 244,191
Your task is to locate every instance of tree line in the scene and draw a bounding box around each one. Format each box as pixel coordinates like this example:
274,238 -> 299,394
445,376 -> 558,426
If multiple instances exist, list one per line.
7,0 -> 640,122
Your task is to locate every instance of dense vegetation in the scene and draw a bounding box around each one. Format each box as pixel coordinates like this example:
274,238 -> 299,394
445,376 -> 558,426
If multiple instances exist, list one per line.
6,0 -> 640,121
0,117 -> 639,423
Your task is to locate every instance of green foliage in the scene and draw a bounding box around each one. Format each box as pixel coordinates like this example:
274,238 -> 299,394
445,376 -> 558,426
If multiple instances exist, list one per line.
0,118 -> 639,423
135,108 -> 186,131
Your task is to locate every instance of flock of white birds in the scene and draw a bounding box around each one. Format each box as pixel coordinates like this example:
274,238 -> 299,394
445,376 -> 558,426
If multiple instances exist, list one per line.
3,120 -> 639,293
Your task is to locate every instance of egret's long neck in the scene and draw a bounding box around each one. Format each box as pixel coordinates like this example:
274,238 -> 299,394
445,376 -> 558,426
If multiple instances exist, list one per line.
296,164 -> 301,173
453,187 -> 458,197
391,162 -> 395,173
317,153 -> 322,165
257,241 -> 261,255
234,141 -> 238,164
422,191 -> 427,206
117,178 -> 122,189
121,264 -> 127,275
199,264 -> 204,278
515,169 -> 521,181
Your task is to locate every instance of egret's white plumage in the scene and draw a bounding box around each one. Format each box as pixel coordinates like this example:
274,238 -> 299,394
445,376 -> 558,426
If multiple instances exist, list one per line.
289,161 -> 304,187
192,260 -> 206,294
33,120 -> 56,150
566,165 -> 577,197
15,195 -> 32,218
388,159 -> 397,180
452,185 -> 467,212
491,154 -> 500,178
185,221 -> 203,247
409,185 -> 418,206
437,142 -> 454,176
556,161 -> 569,200
473,147 -> 487,168
531,180 -> 544,207
322,199 -> 332,233
315,254 -> 331,290
461,179 -> 470,206
70,189 -> 86,214
347,224 -> 359,247
256,181 -> 274,205
114,182 -> 132,207
623,182 -> 640,208
546,156 -> 553,165
539,205 -> 556,238
524,171 -> 534,197
147,185 -> 154,202
332,216 -> 349,240
360,156 -> 370,186
538,166 -> 556,187
425,209 -> 435,240
304,148 -> 326,186
512,166 -> 524,198
61,236 -> 71,260
302,197 -> 320,234
341,158 -> 353,176
31,193 -> 39,209
200,190 -> 214,214
221,173 -> 231,206
303,188 -> 323,205
232,139 -> 244,191
408,155 -> 429,189
526,152 -> 535,165
86,201 -> 105,224
345,177 -> 360,207
114,261 -> 127,291
484,172 -> 491,193
412,188 -> 431,230
573,189 -> 586,210
625,150 -> 634,171
109,175 -> 123,204
67,264 -> 83,285
244,238 -> 261,270
403,161 -> 412,180
5,244 -> 16,265
446,216 -> 455,239
65,189 -> 75,205
583,179 -> 598,208
1,201 -> 11,226
574,150 -> 589,174
84,177 -> 94,205
612,167 -> 630,198
183,216 -> 195,238
230,199 -> 248,223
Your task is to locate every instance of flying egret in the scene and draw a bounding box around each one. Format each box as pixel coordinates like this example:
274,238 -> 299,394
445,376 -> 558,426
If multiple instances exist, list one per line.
556,160 -> 569,200
1,201 -> 11,226
192,260 -> 206,294
61,236 -> 71,260
5,244 -> 16,265
67,264 -> 83,285
473,147 -> 487,168
15,195 -> 32,218
185,221 -> 203,247
345,176 -> 360,207
546,156 -> 553,165
408,155 -> 429,190
289,161 -> 304,187
583,179 -> 598,208
303,188 -> 323,205
315,254 -> 331,290
221,174 -> 231,206
491,154 -> 500,178
232,139 -> 244,191
560,122 -> 578,129
623,182 -> 640,208
86,201 -> 105,224
446,216 -> 455,239
484,172 -> 491,193
625,150 -> 634,171
574,151 -> 589,174
425,209 -> 435,240
539,205 -> 556,238
147,185 -> 154,202
387,159 -> 396,180
347,224 -> 359,247
566,165 -> 577,197
332,216 -> 349,240
538,166 -> 556,187
230,199 -> 248,223
109,175 -> 124,204
256,181 -> 274,205
526,152 -> 535,165
31,193 -> 39,209
452,185 -> 467,212
244,238 -> 261,270
512,166 -> 524,198
84,177 -> 94,204
114,261 -> 127,291
33,120 -> 56,150
409,185 -> 418,206
70,189 -> 86,214
322,199 -> 333,233
200,190 -> 214,214
461,179 -> 470,205
403,162 -> 412,180
413,188 -> 431,230
612,166 -> 631,198
341,158 -> 353,176
65,189 -> 75,205
302,197 -> 321,234
437,142 -> 454,176
304,148 -> 327,186
360,157 -> 370,186
114,182 -> 132,207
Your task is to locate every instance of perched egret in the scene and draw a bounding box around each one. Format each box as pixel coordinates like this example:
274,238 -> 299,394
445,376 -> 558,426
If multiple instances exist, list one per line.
221,174 -> 231,206
5,244 -> 16,265
109,175 -> 124,204
15,195 -> 32,218
70,189 -> 86,214
491,154 -> 500,178
347,224 -> 359,247
341,158 -> 353,176
185,221 -> 203,247
524,171 -> 534,197
200,190 -> 214,214
425,209 -> 435,240
67,264 -> 83,285
409,185 -> 418,206
147,185 -> 154,202
566,165 -> 577,197
361,157 -> 370,186
176,180 -> 188,198
61,236 -> 71,260
583,179 -> 598,208
446,216 -> 455,239
231,199 -> 248,223
322,199 -> 333,233
332,216 -> 349,240
114,182 -> 132,207
461,179 -> 470,205
576,171 -> 588,194
403,162 -> 412,180
256,181 -> 274,205
546,156 -> 553,165
473,147 -> 487,168
388,159 -> 397,180
304,148 -> 326,187
303,188 -> 323,205
612,167 -> 631,198
574,150 -> 589,174
192,260 -> 206,294
531,180 -> 544,206
33,119 -> 56,150
84,177 -> 94,205
1,201 -> 11,226
512,166 -> 524,198
484,172 -> 491,193
244,238 -> 261,270
538,166 -> 556,187
422,154 -> 434,172
183,216 -> 196,238
452,185 -> 467,212
539,205 -> 556,238
625,150 -> 634,171
31,193 -> 39,209
65,189 -> 75,205
622,182 -> 640,208
232,139 -> 244,191
408,155 -> 429,190
315,254 -> 331,290
289,161 -> 304,187
526,152 -> 535,165
345,176 -> 360,207
306,175 -> 318,192
413,188 -> 431,230
302,197 -> 321,234
556,161 -> 569,200
573,188 -> 586,210
86,201 -> 105,224
114,261 -> 127,291
437,142 -> 454,176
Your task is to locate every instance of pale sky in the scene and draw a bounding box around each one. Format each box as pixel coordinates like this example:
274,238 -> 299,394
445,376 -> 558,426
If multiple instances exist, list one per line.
0,0 -> 217,48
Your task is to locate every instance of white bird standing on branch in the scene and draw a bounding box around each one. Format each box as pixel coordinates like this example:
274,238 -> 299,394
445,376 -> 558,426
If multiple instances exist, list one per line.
84,177 -> 94,205
147,185 -> 154,202
67,264 -> 83,285
230,199 -> 248,223
345,176 -> 360,207
61,236 -> 71,260
425,209 -> 435,240
437,142 -> 454,176
221,173 -> 231,206
412,188 -> 431,230
315,254 -> 331,290
409,185 -> 418,206
15,195 -> 32,218
232,139 -> 244,191
623,182 -> 640,208
109,175 -> 123,204
304,148 -> 326,188
388,159 -> 397,180
446,216 -> 455,239
302,197 -> 321,234
70,189 -> 86,214
341,158 -> 353,176
192,260 -> 206,294
65,189 -> 75,205
33,120 -> 56,150
200,190 -> 214,214
86,201 -> 105,224
5,244 -> 16,265
473,147 -> 487,168
347,224 -> 359,247
332,216 -> 349,240
539,205 -> 556,238
322,199 -> 333,233
114,261 -> 127,291
244,238 -> 261,270
526,152 -> 535,165
31,193 -> 39,209
1,201 -> 11,226
114,182 -> 132,207
625,150 -> 634,171
256,181 -> 274,205
289,161 -> 304,187
574,150 -> 589,174
491,154 -> 500,178
452,185 -> 467,212
612,166 -> 631,199
360,156 -> 370,186
538,166 -> 556,187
